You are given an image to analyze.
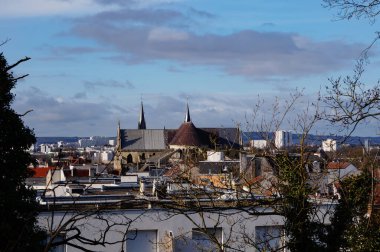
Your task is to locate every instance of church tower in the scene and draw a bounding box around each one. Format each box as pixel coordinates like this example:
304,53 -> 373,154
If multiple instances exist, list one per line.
113,120 -> 122,173
138,101 -> 146,129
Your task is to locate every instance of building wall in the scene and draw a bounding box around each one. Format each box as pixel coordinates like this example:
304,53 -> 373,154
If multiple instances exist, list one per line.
39,207 -> 286,252
101,151 -> 114,163
251,140 -> 268,149
39,202 -> 336,252
121,151 -> 159,164
275,131 -> 292,149
206,151 -> 225,162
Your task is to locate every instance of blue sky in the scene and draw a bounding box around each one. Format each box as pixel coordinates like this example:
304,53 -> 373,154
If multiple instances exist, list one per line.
1,0 -> 380,137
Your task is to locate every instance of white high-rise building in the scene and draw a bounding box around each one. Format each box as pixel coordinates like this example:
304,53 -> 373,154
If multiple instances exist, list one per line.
275,130 -> 292,149
40,144 -> 52,153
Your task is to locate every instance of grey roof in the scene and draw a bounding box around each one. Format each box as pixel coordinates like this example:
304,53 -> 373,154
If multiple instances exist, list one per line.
121,129 -> 167,150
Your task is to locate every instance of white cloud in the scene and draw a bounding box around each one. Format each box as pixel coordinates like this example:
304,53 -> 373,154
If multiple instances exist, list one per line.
0,0 -> 114,17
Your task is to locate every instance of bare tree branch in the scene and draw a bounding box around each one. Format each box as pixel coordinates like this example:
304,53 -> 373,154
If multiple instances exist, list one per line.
5,56 -> 31,71
17,109 -> 33,117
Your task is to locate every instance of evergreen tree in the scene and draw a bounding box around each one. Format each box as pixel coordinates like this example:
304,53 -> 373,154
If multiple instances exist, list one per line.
0,52 -> 44,251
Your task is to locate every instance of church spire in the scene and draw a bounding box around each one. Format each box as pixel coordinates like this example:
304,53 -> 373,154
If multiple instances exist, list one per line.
116,120 -> 121,151
138,101 -> 146,129
184,100 -> 191,123
137,101 -> 146,129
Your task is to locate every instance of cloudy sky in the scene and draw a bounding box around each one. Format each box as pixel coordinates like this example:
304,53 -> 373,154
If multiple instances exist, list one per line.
2,0 -> 380,137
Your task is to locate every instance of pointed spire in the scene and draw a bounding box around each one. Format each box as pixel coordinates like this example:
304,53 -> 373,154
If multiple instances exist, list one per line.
116,120 -> 121,152
184,100 -> 191,123
138,101 -> 146,129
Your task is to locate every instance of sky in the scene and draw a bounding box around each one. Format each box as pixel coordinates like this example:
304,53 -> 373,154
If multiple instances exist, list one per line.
2,0 -> 380,137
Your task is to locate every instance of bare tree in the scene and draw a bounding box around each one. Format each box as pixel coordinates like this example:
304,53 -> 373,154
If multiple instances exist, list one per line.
324,60 -> 380,137
323,0 -> 380,22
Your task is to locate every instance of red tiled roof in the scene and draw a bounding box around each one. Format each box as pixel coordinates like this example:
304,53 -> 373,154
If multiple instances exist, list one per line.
28,167 -> 56,178
327,162 -> 351,170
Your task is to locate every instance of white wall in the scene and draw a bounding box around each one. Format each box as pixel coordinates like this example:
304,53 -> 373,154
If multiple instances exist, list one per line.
322,139 -> 338,152
275,131 -> 292,149
39,206 -> 286,252
252,140 -> 268,149
207,151 -> 225,162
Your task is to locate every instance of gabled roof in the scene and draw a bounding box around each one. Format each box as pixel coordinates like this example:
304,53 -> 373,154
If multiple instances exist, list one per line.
327,162 -> 351,169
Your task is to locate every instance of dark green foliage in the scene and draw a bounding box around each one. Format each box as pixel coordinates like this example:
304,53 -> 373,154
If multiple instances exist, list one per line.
276,152 -> 380,252
324,172 -> 379,252
276,154 -> 322,252
0,52 -> 44,251
346,211 -> 380,251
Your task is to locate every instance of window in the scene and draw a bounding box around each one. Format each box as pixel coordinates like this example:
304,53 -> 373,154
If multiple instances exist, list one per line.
126,229 -> 157,252
255,225 -> 285,252
191,227 -> 223,252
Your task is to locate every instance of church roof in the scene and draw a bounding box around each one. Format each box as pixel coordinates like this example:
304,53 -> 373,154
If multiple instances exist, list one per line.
169,122 -> 206,147
120,129 -> 167,150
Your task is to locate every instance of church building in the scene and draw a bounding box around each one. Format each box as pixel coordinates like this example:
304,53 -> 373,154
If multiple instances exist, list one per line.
114,102 -> 241,173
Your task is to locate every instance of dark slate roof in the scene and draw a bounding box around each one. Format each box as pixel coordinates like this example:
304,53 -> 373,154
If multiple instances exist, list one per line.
201,128 -> 240,148
121,129 -> 167,150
